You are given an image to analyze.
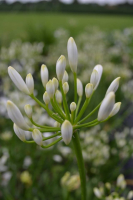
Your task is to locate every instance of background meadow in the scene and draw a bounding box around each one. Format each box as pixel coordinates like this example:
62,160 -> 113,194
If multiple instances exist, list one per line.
0,2 -> 133,199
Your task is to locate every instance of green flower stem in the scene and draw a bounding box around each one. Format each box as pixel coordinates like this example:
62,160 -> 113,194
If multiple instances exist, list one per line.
30,117 -> 58,129
75,98 -> 90,124
59,81 -> 70,121
73,72 -> 77,103
76,96 -> 82,116
24,132 -> 61,144
79,102 -> 101,124
29,127 -> 61,132
30,94 -> 62,123
41,137 -> 62,149
43,132 -> 61,141
72,131 -> 86,200
74,121 -> 99,129
71,111 -> 75,124
24,140 -> 35,144
52,98 -> 66,119
46,105 -> 63,123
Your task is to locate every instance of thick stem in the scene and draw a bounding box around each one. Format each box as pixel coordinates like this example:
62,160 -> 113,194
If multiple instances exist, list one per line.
72,131 -> 86,200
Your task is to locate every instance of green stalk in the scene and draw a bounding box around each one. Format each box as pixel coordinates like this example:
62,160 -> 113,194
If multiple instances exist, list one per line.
30,94 -> 62,123
59,81 -> 70,121
79,102 -> 101,124
41,137 -> 62,148
74,98 -> 90,124
30,117 -> 58,129
73,72 -> 77,103
76,96 -> 82,116
72,131 -> 86,200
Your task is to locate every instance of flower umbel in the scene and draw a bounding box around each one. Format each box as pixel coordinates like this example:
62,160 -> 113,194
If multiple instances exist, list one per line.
7,37 -> 121,200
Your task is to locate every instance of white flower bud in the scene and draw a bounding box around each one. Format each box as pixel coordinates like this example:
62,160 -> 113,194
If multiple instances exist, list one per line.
67,37 -> 78,73
93,64 -> 103,89
98,92 -> 115,121
46,80 -> 55,98
70,102 -> 76,112
109,102 -> 121,117
106,77 -> 121,95
61,120 -> 73,145
77,78 -> 83,96
8,66 -> 30,95
24,104 -> 32,118
7,100 -> 29,130
63,82 -> 69,94
85,83 -> 93,98
56,55 -> 66,81
55,90 -> 62,104
43,91 -> 50,104
90,69 -> 99,90
127,191 -> 133,199
13,123 -> 26,142
62,71 -> 69,84
54,121 -> 60,127
52,77 -> 59,91
26,73 -> 34,94
41,64 -> 49,88
93,187 -> 102,198
32,129 -> 43,146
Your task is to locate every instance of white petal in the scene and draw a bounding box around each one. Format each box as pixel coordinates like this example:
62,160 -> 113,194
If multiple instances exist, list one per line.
90,69 -> 99,90
46,80 -> 55,98
55,90 -> 62,104
43,91 -> 50,104
63,82 -> 69,94
24,104 -> 32,118
62,71 -> 69,84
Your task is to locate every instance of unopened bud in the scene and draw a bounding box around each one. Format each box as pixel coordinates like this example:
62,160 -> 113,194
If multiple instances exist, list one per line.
106,77 -> 121,95
55,90 -> 62,104
54,121 -> 60,127
67,37 -> 78,73
46,80 -> 55,98
109,102 -> 121,117
43,91 -> 50,104
90,69 -> 99,90
52,77 -> 59,91
85,83 -> 93,98
32,129 -> 43,146
70,102 -> 76,112
63,82 -> 69,94
56,55 -> 66,81
62,71 -> 69,84
93,187 -> 102,198
127,191 -> 133,199
77,79 -> 83,96
93,64 -> 103,89
26,73 -> 34,94
8,66 -> 30,95
7,100 -> 29,130
41,64 -> 49,88
61,120 -> 73,145
24,104 -> 32,118
98,92 -> 115,121
13,123 -> 26,142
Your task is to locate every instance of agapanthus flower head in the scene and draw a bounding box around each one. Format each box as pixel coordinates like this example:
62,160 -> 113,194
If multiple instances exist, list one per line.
7,36 -> 121,148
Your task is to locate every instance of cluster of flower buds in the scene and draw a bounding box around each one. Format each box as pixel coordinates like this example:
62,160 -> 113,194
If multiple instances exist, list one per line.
7,37 -> 121,148
94,174 -> 133,200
